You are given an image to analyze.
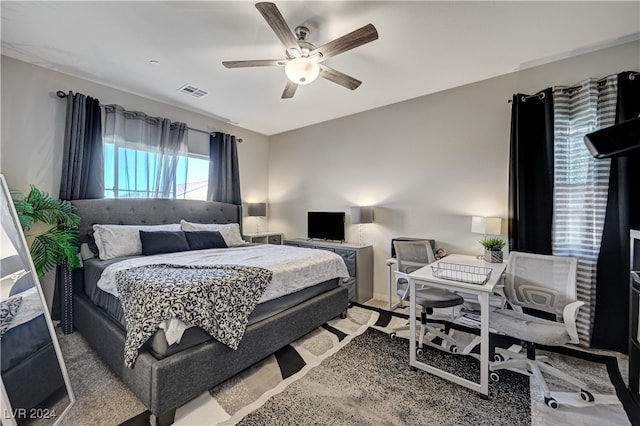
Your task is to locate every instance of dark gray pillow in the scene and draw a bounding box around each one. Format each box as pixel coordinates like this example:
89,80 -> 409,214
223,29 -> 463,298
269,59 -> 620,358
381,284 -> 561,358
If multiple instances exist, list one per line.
185,231 -> 228,250
139,231 -> 190,255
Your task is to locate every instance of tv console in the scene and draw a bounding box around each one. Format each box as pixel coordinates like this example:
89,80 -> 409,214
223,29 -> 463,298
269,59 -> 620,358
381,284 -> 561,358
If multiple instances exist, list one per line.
284,238 -> 373,304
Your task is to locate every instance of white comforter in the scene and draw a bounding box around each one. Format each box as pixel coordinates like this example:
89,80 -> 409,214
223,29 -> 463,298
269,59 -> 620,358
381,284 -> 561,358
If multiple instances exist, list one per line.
97,244 -> 350,344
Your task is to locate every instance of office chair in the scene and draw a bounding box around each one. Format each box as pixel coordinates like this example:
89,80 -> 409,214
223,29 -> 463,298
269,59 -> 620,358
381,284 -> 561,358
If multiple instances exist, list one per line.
390,241 -> 464,355
488,251 -> 594,409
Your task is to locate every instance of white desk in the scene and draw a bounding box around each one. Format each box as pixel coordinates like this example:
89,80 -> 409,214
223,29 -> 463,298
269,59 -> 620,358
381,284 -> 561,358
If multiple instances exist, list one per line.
408,254 -> 506,396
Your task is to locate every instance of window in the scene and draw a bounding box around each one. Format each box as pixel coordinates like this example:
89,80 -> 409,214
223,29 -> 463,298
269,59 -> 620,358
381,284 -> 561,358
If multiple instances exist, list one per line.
104,143 -> 209,199
551,77 -> 617,346
177,154 -> 209,200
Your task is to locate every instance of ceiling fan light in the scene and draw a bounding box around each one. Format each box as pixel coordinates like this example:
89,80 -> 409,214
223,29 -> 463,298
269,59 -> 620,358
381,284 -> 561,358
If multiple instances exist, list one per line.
285,57 -> 320,85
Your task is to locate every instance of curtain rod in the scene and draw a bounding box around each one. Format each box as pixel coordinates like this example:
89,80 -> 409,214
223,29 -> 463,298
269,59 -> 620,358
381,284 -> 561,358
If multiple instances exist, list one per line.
56,90 -> 242,143
506,71 -> 640,104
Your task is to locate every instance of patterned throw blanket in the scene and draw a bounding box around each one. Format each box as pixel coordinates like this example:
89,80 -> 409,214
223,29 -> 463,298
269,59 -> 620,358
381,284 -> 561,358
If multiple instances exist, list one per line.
0,296 -> 22,337
116,264 -> 273,367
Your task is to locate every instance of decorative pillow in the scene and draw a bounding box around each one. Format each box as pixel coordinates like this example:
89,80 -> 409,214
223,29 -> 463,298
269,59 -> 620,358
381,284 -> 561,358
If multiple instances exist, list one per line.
180,220 -> 245,247
93,223 -> 181,260
184,231 -> 228,250
140,231 -> 191,256
8,273 -> 34,296
0,296 -> 22,337
80,243 -> 96,260
78,234 -> 100,258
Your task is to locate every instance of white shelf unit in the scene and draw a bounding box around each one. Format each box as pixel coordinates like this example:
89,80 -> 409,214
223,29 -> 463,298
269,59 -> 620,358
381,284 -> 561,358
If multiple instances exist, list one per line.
243,232 -> 283,245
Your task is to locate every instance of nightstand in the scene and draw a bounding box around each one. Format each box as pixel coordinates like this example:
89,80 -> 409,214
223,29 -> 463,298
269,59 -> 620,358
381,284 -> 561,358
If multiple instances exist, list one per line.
243,232 -> 283,245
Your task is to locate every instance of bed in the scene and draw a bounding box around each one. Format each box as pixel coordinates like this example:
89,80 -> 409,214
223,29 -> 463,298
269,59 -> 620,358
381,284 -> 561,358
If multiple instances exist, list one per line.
70,198 -> 350,424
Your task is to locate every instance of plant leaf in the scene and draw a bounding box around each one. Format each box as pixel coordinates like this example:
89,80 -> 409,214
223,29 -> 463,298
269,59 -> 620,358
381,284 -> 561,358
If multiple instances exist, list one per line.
12,185 -> 80,275
25,186 -> 80,228
479,237 -> 506,251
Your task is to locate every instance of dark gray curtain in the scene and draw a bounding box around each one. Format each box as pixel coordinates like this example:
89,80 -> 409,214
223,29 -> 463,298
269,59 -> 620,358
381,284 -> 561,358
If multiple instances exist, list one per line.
508,88 -> 554,254
592,71 -> 640,353
59,91 -> 103,200
56,90 -> 103,323
207,133 -> 241,205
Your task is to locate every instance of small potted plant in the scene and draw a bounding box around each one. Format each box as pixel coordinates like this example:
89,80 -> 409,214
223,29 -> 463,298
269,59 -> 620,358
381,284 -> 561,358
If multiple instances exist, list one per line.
480,237 -> 506,263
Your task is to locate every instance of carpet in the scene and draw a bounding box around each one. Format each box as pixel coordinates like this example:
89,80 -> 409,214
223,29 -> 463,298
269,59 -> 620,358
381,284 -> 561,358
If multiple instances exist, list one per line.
174,305 -> 530,426
234,327 -> 530,426
57,304 -> 637,425
54,327 -> 146,425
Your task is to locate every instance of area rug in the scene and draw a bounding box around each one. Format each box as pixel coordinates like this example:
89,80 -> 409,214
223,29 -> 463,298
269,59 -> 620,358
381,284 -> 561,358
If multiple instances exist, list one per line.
111,304 -> 634,425
232,327 -> 531,426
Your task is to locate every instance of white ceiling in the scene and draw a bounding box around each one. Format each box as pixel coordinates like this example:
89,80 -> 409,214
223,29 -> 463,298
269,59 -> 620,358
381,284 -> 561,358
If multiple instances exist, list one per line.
2,1 -> 639,136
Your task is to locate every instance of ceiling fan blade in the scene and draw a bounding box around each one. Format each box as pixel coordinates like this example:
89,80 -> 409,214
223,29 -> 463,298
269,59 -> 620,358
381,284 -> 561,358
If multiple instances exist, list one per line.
256,2 -> 301,58
281,80 -> 298,99
223,59 -> 287,68
319,65 -> 362,90
310,23 -> 378,62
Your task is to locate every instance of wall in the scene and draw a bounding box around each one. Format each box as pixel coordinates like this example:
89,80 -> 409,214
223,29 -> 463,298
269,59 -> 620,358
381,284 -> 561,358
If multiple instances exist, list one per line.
2,41 -> 639,305
0,56 -> 270,307
268,40 -> 640,301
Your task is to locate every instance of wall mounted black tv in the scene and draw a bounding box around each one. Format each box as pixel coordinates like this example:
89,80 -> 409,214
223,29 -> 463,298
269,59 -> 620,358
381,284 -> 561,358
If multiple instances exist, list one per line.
307,211 -> 345,242
584,116 -> 640,159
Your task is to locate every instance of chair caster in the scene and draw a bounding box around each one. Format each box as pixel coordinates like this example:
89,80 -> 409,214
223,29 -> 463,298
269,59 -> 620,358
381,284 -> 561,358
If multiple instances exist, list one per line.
449,345 -> 458,354
544,396 -> 559,409
410,366 -> 417,372
580,389 -> 594,402
494,353 -> 505,362
416,347 -> 424,357
390,332 -> 397,341
489,372 -> 500,382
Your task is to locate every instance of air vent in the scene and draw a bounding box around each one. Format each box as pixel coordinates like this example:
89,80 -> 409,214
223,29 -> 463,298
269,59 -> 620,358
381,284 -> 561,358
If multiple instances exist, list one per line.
177,84 -> 208,98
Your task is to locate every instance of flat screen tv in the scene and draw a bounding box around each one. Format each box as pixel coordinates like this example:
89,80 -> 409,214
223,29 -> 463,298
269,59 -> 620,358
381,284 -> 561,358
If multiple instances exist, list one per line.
584,116 -> 640,159
307,211 -> 345,242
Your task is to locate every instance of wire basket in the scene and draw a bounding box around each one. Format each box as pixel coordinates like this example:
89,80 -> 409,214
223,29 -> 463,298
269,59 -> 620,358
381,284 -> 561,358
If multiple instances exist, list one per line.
431,262 -> 492,285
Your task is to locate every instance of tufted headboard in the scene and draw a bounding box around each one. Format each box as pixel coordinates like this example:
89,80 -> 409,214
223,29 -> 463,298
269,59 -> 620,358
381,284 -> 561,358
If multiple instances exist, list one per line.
71,198 -> 243,240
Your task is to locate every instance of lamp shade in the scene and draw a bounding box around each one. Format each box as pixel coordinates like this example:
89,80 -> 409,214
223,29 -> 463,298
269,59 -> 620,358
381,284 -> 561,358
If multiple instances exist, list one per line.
351,206 -> 374,224
247,203 -> 267,217
285,58 -> 320,85
471,216 -> 502,235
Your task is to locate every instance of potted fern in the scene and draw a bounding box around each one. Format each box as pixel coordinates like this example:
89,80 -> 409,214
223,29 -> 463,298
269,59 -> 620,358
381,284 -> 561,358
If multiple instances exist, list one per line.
480,237 -> 506,263
11,185 -> 80,276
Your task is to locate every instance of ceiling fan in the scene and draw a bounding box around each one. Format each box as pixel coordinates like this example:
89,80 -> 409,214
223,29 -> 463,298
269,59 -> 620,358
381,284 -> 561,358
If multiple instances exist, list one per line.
222,2 -> 378,99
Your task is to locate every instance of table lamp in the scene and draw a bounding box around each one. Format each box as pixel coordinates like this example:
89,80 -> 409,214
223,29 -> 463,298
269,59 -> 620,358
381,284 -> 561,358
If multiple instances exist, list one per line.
351,206 -> 374,244
247,203 -> 267,233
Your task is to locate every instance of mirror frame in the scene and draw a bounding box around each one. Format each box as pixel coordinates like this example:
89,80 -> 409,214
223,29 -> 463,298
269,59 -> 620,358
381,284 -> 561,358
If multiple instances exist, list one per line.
0,174 -> 75,425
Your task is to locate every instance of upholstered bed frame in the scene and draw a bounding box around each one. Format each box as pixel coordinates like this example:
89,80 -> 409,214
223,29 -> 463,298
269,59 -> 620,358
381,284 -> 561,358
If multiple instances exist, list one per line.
70,199 -> 349,424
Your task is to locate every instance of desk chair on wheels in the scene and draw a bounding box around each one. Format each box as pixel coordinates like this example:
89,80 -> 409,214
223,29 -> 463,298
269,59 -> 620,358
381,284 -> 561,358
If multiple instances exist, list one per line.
489,251 -> 595,409
390,241 -> 464,355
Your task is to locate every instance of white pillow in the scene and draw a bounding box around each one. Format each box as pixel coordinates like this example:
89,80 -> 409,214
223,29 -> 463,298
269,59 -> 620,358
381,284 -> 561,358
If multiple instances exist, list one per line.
93,223 -> 181,260
180,220 -> 245,247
